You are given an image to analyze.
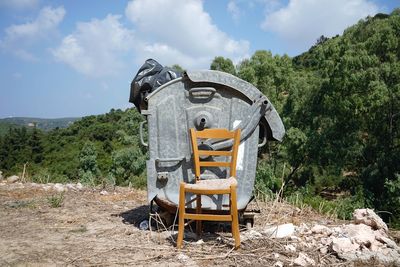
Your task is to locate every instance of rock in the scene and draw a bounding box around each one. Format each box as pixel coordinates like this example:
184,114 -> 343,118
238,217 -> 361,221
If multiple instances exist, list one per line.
330,237 -> 359,254
353,208 -> 388,233
375,234 -> 400,251
100,190 -> 108,195
343,224 -> 375,247
293,252 -> 315,266
241,229 -> 262,241
263,223 -> 295,238
66,183 -> 76,190
53,183 -> 66,192
285,244 -> 296,252
320,246 -> 328,254
311,224 -> 332,236
7,175 -> 19,183
274,261 -> 283,267
195,239 -> 204,245
176,253 -> 198,266
273,253 -> 280,259
76,182 -> 83,190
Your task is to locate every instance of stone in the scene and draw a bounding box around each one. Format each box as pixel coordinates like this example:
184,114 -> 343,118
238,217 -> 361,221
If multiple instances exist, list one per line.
353,208 -> 388,233
311,224 -> 332,236
53,183 -> 66,192
195,239 -> 204,245
330,237 -> 359,254
263,223 -> 295,238
100,190 -> 108,195
7,175 -> 19,183
241,229 -> 262,241
76,182 -> 83,190
293,252 -> 315,266
343,224 -> 375,247
320,246 -> 328,254
274,261 -> 283,267
285,244 -> 296,252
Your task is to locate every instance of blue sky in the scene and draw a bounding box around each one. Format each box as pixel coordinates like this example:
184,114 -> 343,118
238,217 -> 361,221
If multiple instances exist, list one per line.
0,0 -> 398,118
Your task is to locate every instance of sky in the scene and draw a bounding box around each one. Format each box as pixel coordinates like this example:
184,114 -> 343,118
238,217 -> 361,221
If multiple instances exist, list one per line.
0,0 -> 398,118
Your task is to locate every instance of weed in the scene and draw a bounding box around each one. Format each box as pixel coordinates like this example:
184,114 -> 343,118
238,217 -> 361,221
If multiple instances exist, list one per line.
47,192 -> 65,208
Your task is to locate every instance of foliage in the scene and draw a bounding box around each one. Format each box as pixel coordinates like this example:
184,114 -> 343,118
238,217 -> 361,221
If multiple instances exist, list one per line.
47,192 -> 65,208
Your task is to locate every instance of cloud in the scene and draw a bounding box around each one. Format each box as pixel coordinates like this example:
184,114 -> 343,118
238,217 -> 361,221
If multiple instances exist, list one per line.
261,0 -> 379,52
125,0 -> 249,68
52,15 -> 135,76
1,6 -> 65,60
227,1 -> 241,22
0,0 -> 39,10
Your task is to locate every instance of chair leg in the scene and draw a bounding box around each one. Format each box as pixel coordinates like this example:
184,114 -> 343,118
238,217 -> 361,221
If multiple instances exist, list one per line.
177,183 -> 186,248
230,185 -> 240,249
196,194 -> 202,238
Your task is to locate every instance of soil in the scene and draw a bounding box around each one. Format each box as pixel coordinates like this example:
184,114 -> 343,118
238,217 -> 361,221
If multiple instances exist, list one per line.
0,181 -> 378,266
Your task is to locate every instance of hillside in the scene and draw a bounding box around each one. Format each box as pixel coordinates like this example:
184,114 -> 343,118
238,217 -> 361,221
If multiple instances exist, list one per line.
0,117 -> 80,132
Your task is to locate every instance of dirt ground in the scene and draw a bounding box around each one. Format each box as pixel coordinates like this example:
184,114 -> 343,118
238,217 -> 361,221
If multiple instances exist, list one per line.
0,181 -> 377,266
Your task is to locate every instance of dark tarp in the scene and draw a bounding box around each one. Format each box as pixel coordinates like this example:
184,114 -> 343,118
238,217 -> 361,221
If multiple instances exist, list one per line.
129,59 -> 182,112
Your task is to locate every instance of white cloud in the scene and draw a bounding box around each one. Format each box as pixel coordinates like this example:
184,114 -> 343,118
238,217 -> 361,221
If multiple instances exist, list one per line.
125,0 -> 249,69
5,6 -> 65,41
227,1 -> 241,22
1,6 -> 65,60
261,0 -> 379,51
52,15 -> 134,76
0,0 -> 39,9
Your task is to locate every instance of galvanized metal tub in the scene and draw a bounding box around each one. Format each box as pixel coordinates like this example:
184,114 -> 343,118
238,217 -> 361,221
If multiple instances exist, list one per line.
139,70 -> 285,212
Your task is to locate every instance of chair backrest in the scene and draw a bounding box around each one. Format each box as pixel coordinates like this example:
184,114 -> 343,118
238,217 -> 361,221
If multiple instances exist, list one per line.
190,128 -> 241,181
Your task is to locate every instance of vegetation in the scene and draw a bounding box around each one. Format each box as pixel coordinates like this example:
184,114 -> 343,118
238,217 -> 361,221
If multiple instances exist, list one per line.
0,117 -> 80,134
212,10 -> 400,225
0,10 -> 399,225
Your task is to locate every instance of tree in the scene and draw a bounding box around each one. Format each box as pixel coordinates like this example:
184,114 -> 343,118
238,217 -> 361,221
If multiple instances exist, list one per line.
78,142 -> 100,185
210,56 -> 236,75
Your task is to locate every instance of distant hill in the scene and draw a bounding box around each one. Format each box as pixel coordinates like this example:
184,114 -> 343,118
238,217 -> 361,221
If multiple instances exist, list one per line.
0,117 -> 80,133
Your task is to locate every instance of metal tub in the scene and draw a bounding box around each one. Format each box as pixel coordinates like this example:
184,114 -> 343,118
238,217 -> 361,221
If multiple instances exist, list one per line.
139,70 -> 285,212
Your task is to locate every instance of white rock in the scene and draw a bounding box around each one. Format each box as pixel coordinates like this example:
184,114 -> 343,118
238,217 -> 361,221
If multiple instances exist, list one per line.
66,183 -> 76,190
353,208 -> 388,233
285,244 -> 296,252
274,261 -> 283,267
344,224 -> 375,247
7,175 -> 19,183
76,182 -> 83,190
53,183 -> 66,192
293,252 -> 315,266
320,246 -> 328,254
241,229 -> 262,241
195,239 -> 204,245
311,224 -> 332,236
330,237 -> 359,253
100,190 -> 108,195
273,253 -> 280,259
263,223 -> 295,238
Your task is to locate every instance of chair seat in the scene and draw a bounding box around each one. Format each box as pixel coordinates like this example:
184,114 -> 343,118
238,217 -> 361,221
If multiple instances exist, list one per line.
184,176 -> 237,191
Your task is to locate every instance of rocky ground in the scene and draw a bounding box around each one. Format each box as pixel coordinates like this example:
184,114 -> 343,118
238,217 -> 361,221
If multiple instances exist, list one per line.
0,177 -> 399,266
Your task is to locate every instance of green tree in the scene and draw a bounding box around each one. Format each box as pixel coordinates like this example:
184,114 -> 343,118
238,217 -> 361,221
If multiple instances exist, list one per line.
210,56 -> 236,75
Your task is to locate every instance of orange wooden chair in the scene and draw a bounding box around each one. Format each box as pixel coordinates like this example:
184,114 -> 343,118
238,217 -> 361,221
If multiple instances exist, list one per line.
176,128 -> 241,249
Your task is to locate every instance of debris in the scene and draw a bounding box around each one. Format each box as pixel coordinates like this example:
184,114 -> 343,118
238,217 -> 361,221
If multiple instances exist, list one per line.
241,229 -> 262,241
330,237 -> 359,253
53,183 -> 66,192
311,224 -> 332,236
195,239 -> 204,245
285,244 -> 296,252
353,208 -> 388,233
263,223 -> 295,238
343,223 -> 375,247
100,190 -> 108,195
6,175 -> 19,183
293,252 -> 315,266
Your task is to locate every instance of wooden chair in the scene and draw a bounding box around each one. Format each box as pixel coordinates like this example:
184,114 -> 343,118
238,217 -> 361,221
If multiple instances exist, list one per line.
176,128 -> 241,249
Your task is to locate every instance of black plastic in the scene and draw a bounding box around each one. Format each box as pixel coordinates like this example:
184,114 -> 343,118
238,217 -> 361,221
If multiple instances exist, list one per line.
129,59 -> 182,112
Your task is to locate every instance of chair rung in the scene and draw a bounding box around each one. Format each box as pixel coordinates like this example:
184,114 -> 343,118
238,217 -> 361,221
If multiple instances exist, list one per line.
184,214 -> 232,222
198,150 -> 232,156
199,161 -> 230,167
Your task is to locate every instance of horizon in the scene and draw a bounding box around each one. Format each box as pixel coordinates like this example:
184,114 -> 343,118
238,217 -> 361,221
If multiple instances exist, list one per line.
1,0 -> 398,118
